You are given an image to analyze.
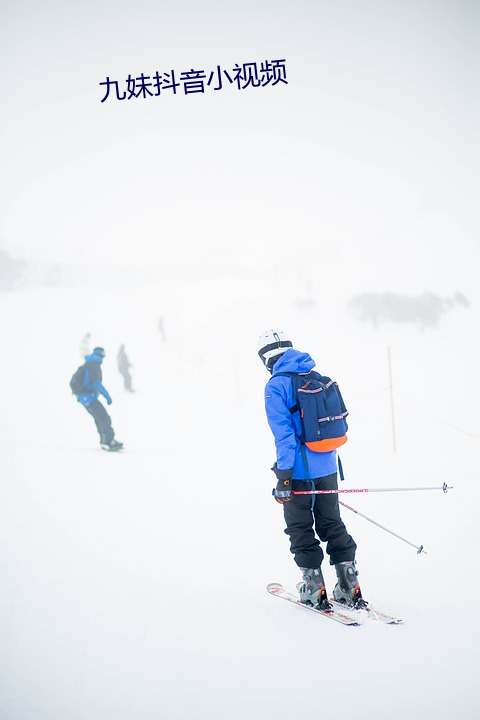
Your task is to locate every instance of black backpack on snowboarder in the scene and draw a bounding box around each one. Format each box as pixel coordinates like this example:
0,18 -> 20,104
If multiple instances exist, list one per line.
70,364 -> 88,395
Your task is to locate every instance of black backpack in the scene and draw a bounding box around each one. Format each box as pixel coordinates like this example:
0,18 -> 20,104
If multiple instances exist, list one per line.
70,364 -> 87,395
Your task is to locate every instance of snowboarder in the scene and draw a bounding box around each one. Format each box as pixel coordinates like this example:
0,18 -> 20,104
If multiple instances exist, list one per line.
74,346 -> 123,451
258,328 -> 366,610
117,344 -> 134,392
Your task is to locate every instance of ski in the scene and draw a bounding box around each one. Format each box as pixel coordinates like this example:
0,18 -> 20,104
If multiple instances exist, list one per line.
267,583 -> 361,626
328,598 -> 403,625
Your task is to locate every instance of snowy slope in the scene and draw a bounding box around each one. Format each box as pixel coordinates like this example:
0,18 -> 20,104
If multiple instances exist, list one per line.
0,277 -> 479,720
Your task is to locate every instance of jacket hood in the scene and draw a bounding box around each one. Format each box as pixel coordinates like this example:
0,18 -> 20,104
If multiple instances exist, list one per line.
271,348 -> 315,375
85,352 -> 103,364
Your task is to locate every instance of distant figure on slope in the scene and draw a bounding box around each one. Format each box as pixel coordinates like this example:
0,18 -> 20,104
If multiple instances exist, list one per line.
158,316 -> 166,343
117,344 -> 134,392
70,346 -> 123,452
80,332 -> 91,358
257,328 -> 367,611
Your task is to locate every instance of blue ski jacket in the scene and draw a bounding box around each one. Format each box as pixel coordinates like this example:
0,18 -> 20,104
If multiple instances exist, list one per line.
264,348 -> 337,480
77,351 -> 112,407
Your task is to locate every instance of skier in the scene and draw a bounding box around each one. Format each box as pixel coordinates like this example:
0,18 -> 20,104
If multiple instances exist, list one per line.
75,346 -> 123,451
80,332 -> 91,358
158,316 -> 166,343
117,344 -> 134,392
258,329 -> 366,610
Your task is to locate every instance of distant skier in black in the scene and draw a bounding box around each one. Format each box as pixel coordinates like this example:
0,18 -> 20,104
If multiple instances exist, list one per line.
117,344 -> 134,392
71,346 -> 123,451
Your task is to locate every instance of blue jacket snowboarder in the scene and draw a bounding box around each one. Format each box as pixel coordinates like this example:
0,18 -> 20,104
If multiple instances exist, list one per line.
75,347 -> 123,451
258,328 -> 366,610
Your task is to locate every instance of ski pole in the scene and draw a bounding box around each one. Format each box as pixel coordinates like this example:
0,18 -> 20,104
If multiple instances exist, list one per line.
338,499 -> 427,554
292,482 -> 452,496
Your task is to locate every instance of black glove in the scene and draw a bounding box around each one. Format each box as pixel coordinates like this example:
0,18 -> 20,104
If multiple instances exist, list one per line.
271,464 -> 293,504
271,463 -> 293,481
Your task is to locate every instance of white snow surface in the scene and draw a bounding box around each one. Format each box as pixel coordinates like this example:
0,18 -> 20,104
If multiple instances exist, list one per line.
1,278 -> 479,720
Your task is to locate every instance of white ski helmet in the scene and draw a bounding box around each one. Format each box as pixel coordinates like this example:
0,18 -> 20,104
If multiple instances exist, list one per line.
257,328 -> 293,369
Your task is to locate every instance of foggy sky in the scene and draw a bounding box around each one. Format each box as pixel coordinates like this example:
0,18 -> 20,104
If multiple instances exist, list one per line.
1,1 -> 479,295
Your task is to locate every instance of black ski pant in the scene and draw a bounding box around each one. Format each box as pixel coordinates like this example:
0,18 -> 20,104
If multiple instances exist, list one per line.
83,400 -> 114,444
283,473 -> 357,570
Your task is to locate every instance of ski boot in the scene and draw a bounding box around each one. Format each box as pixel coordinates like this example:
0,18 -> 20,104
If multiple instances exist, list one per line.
101,439 -> 124,452
333,561 -> 368,609
297,568 -> 332,611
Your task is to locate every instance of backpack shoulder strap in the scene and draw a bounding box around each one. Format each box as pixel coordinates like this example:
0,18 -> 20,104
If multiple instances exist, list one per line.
272,371 -> 304,414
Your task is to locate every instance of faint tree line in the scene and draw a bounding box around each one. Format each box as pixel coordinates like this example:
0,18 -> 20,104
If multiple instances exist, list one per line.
0,247 -> 27,291
348,291 -> 469,329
